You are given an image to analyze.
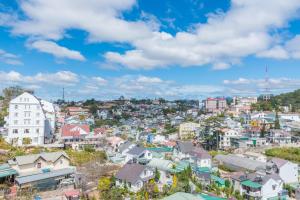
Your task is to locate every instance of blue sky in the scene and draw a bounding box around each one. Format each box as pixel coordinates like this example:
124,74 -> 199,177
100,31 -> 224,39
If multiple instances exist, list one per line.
1,0 -> 300,100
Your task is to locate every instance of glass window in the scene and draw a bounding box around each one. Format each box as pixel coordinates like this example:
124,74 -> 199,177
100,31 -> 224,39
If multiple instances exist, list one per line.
36,120 -> 40,125
36,129 -> 39,133
14,113 -> 18,117
24,129 -> 30,134
14,105 -> 18,109
14,120 -> 18,125
13,129 -> 18,134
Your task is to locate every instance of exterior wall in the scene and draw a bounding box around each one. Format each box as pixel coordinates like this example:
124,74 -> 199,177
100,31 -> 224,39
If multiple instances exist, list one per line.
115,179 -> 143,192
7,93 -> 46,146
53,156 -> 70,170
179,122 -> 200,138
279,162 -> 298,184
197,158 -> 212,168
261,179 -> 283,200
6,92 -> 55,146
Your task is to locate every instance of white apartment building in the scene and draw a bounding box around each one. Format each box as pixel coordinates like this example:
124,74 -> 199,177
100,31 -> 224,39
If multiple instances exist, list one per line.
6,92 -> 55,146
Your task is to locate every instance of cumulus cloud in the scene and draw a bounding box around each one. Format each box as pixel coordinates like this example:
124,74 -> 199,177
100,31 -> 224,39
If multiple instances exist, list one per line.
224,77 -> 300,94
0,49 -> 23,65
105,0 -> 300,69
29,40 -> 85,61
0,71 -> 79,86
2,0 -> 300,68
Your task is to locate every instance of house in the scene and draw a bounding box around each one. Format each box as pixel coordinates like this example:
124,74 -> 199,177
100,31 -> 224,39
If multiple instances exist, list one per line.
267,129 -> 291,144
115,163 -> 153,192
124,146 -> 153,164
6,92 -> 55,146
8,151 -> 76,189
218,128 -> 240,149
173,141 -> 212,168
179,122 -> 200,139
65,107 -> 89,116
231,172 -> 286,200
61,124 -> 89,141
147,158 -> 174,184
266,158 -> 298,184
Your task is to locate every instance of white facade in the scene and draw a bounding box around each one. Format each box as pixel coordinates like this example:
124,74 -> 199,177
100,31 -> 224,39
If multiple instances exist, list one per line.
260,178 -> 283,200
219,129 -> 240,149
6,92 -> 55,146
179,122 -> 200,138
279,162 -> 298,184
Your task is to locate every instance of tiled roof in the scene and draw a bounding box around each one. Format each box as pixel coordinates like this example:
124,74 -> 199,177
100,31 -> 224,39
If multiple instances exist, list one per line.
62,124 -> 89,137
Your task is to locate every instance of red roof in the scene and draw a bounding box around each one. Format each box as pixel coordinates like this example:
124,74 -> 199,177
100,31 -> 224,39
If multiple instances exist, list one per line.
94,127 -> 107,135
61,124 -> 90,137
64,189 -> 80,197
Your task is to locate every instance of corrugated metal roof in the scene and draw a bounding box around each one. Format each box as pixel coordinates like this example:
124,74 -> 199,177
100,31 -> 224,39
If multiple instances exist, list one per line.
16,168 -> 75,185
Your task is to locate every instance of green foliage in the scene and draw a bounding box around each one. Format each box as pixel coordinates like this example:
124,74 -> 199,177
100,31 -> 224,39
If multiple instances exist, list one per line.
22,137 -> 32,145
265,147 -> 300,163
154,168 -> 160,182
274,112 -> 280,129
98,177 -> 111,193
65,149 -> 107,166
83,145 -> 95,153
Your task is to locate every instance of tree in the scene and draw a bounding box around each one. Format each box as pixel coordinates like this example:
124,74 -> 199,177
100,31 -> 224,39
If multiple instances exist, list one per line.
225,179 -> 231,188
274,111 -> 280,129
172,175 -> 178,189
260,123 -> 266,138
98,177 -> 111,193
154,168 -> 160,182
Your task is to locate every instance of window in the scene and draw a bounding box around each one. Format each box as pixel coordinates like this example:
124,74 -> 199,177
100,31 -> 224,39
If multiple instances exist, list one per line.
14,113 -> 18,117
24,111 -> 31,117
24,129 -> 30,134
36,105 -> 40,109
14,120 -> 18,125
36,113 -> 40,117
37,162 -> 41,168
14,105 -> 18,109
36,129 -> 39,133
13,129 -> 18,134
36,120 -> 40,125
60,159 -> 63,164
24,119 -> 31,125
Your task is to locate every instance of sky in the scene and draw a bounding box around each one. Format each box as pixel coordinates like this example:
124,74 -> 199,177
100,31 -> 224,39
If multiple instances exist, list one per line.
1,0 -> 300,101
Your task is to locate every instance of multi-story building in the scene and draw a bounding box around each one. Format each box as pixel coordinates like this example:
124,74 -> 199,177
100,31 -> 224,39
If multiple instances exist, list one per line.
179,122 -> 200,139
5,92 -> 55,146
203,97 -> 227,113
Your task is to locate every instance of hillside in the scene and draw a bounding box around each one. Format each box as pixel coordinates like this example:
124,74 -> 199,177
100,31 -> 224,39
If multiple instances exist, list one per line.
251,89 -> 300,112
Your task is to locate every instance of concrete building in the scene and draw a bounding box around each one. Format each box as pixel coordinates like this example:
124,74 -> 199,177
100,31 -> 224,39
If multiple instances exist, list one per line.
6,92 -> 55,146
179,122 -> 200,139
203,97 -> 227,113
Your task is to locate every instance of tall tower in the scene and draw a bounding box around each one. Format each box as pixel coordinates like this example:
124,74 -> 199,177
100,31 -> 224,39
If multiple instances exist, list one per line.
263,66 -> 271,101
62,87 -> 65,102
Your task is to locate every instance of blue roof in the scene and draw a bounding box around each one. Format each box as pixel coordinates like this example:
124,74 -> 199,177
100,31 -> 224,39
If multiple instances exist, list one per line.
0,163 -> 18,178
16,168 -> 75,185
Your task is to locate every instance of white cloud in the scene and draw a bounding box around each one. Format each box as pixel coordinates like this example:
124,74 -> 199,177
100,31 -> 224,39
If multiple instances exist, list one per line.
257,46 -> 289,59
224,77 -> 300,94
0,49 -> 23,65
91,77 -> 107,86
105,0 -> 300,69
2,0 -> 300,69
29,40 -> 85,61
7,0 -> 153,43
0,70 -> 79,86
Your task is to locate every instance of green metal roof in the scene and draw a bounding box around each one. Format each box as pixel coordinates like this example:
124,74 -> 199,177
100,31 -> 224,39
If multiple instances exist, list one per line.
241,180 -> 262,188
199,194 -> 226,200
146,146 -> 173,152
211,175 -> 225,185
163,192 -> 204,200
